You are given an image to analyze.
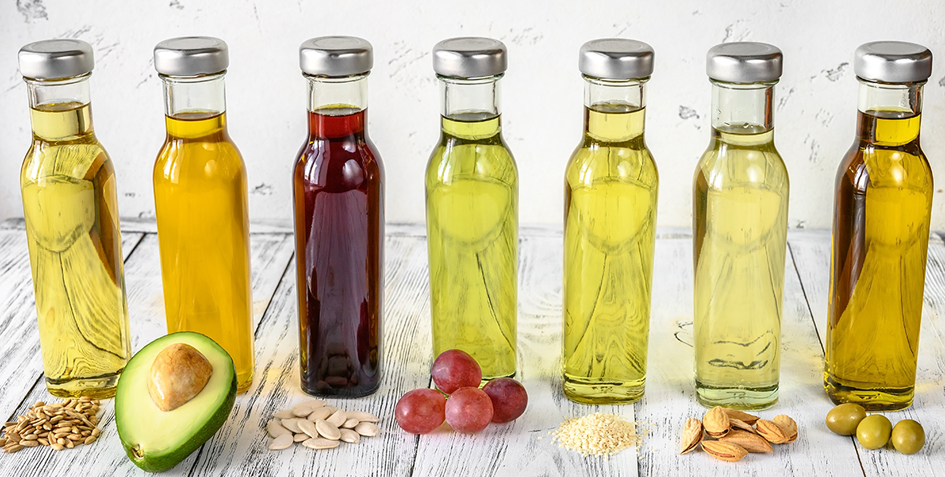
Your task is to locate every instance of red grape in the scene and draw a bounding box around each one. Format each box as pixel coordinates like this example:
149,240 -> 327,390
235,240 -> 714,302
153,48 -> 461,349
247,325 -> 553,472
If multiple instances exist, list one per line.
431,349 -> 482,395
444,387 -> 494,433
482,378 -> 528,423
395,388 -> 447,434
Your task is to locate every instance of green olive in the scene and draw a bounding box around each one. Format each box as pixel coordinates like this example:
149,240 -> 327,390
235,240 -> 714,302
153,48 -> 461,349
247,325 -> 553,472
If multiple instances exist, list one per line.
826,403 -> 867,435
856,414 -> 892,449
891,419 -> 925,455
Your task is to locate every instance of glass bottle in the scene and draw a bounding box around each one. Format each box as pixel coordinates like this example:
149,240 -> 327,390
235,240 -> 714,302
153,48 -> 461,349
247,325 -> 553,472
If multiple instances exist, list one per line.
293,37 -> 384,397
17,40 -> 132,398
426,38 -> 518,380
825,42 -> 933,411
563,39 -> 658,404
152,37 -> 254,393
692,43 -> 789,410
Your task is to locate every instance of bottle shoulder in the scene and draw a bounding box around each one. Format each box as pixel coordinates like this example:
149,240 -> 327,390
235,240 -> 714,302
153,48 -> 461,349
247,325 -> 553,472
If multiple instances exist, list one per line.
694,141 -> 789,193
837,141 -> 932,192
566,141 -> 658,188
21,138 -> 112,185
426,135 -> 518,184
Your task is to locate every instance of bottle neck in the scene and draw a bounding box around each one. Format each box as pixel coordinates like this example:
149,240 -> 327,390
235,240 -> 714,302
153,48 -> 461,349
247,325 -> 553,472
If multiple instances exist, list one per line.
307,74 -> 368,138
26,74 -> 94,139
583,77 -> 646,142
161,73 -> 227,119
711,80 -> 775,134
856,80 -> 923,145
439,76 -> 501,120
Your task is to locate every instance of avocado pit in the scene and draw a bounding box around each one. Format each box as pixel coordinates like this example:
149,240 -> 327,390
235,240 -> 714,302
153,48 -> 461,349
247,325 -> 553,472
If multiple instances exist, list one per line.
148,343 -> 213,411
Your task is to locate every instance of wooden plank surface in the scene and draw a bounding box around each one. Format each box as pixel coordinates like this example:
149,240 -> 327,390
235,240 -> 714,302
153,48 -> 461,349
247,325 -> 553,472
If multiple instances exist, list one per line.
0,221 -> 943,476
789,232 -> 945,477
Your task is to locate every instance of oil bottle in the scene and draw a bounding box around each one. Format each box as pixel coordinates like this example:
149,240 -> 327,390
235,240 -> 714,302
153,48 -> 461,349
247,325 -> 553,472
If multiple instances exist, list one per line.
152,37 -> 254,393
426,38 -> 518,380
692,43 -> 789,410
293,37 -> 384,397
17,39 -> 132,398
563,39 -> 658,404
825,42 -> 934,411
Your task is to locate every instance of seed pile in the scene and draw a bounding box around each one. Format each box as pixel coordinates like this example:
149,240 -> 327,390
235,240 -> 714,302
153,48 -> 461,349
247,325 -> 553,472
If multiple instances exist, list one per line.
266,399 -> 381,451
1,398 -> 103,454
680,406 -> 798,462
551,413 -> 642,457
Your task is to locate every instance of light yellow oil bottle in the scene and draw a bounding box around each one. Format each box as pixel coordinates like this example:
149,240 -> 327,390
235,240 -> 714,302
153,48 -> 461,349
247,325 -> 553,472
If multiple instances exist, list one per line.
153,111 -> 254,393
426,113 -> 518,380
563,105 -> 658,403
825,109 -> 932,410
21,102 -> 132,398
693,126 -> 789,410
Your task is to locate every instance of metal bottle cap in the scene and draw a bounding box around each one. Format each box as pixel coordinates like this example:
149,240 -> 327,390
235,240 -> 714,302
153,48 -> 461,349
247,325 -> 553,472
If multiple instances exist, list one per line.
18,39 -> 94,80
433,37 -> 507,79
153,36 -> 228,77
854,41 -> 932,83
579,38 -> 654,80
706,42 -> 782,83
300,36 -> 373,76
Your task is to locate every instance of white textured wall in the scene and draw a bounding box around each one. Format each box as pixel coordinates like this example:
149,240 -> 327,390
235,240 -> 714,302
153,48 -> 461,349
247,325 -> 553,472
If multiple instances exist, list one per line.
2,0 -> 945,230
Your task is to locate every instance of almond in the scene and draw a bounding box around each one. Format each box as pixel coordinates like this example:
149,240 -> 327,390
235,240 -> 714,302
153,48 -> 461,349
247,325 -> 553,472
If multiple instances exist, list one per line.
720,429 -> 773,453
702,440 -> 748,462
756,419 -> 790,444
703,406 -> 731,438
723,408 -> 759,425
679,418 -> 703,455
729,418 -> 757,434
772,415 -> 798,443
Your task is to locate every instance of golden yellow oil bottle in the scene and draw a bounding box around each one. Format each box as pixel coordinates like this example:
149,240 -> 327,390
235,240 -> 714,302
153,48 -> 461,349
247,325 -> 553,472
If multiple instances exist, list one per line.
563,39 -> 658,404
17,40 -> 131,398
825,42 -> 934,411
426,38 -> 517,380
693,43 -> 789,410
152,37 -> 254,393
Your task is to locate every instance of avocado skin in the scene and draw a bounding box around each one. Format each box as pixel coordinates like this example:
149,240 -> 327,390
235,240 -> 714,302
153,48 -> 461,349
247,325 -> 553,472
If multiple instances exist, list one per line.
116,332 -> 237,473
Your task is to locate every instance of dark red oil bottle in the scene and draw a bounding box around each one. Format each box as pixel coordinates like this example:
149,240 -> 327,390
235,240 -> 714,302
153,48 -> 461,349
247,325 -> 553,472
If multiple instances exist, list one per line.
293,37 -> 384,397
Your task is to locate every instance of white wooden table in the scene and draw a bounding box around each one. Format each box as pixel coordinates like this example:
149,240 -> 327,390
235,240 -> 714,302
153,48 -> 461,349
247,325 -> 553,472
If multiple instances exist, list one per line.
0,219 -> 942,476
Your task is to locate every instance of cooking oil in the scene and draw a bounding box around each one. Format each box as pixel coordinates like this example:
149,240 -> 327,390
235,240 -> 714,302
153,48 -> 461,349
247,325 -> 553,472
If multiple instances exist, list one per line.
21,101 -> 131,398
426,113 -> 518,380
563,103 -> 658,404
825,110 -> 932,410
154,111 -> 254,393
693,43 -> 788,410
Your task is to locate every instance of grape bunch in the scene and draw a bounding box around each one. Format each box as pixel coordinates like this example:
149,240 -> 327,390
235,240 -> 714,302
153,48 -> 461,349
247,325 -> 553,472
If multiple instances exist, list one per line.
395,350 -> 528,434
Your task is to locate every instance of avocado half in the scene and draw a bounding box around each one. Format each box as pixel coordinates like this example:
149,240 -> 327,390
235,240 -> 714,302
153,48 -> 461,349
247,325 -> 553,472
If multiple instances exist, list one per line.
116,331 -> 237,473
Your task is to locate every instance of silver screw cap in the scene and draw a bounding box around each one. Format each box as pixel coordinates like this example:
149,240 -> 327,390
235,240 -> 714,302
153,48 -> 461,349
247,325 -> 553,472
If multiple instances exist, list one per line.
433,37 -> 507,79
854,41 -> 932,83
706,42 -> 782,83
579,38 -> 654,80
18,39 -> 94,80
300,36 -> 373,76
153,36 -> 228,77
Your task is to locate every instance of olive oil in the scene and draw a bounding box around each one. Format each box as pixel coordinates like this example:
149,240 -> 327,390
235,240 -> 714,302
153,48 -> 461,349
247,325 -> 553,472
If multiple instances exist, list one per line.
426,113 -> 518,380
21,101 -> 132,398
153,111 -> 254,393
693,126 -> 789,410
563,105 -> 657,403
825,109 -> 932,410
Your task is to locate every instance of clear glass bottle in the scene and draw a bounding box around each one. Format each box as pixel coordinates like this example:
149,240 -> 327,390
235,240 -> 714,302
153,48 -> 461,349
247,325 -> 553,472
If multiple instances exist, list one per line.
293,37 -> 384,397
825,42 -> 933,411
563,39 -> 658,404
152,37 -> 254,393
17,39 -> 132,398
426,38 -> 518,380
692,43 -> 789,410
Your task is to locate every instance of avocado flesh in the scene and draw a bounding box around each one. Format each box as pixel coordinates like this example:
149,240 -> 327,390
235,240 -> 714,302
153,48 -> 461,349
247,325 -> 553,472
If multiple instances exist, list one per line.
116,331 -> 237,473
